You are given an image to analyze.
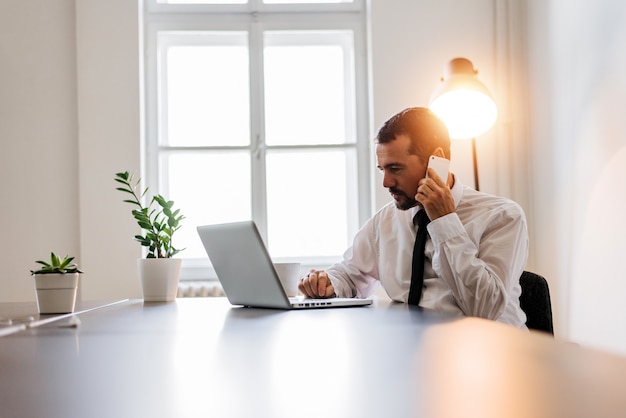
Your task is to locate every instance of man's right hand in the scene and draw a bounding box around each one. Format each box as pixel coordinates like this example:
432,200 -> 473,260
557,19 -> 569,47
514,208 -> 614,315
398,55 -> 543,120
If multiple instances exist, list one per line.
298,269 -> 336,298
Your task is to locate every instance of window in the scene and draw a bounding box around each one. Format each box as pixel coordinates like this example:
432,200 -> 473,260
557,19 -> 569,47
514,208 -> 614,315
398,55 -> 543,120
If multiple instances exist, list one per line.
143,0 -> 370,279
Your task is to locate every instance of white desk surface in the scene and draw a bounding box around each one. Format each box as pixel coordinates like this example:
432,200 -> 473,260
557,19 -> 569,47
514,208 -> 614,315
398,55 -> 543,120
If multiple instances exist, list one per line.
1,297 -> 625,418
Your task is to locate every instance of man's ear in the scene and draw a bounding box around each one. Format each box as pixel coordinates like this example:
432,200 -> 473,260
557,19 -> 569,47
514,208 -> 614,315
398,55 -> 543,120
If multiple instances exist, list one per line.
432,147 -> 446,158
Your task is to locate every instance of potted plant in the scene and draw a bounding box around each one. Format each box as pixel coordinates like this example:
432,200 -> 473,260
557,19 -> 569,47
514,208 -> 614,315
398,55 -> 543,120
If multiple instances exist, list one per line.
114,171 -> 185,302
30,252 -> 83,314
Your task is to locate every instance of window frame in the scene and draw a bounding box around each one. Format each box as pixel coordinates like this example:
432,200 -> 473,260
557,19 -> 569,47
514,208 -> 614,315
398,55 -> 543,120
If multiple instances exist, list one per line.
143,0 -> 371,280
146,0 -> 364,14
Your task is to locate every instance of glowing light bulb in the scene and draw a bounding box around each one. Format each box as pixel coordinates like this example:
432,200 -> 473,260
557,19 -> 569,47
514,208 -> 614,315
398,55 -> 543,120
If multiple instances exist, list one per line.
429,58 -> 497,139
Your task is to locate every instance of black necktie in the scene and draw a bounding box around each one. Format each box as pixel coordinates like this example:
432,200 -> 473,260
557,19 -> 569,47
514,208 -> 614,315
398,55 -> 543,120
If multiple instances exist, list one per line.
408,210 -> 430,305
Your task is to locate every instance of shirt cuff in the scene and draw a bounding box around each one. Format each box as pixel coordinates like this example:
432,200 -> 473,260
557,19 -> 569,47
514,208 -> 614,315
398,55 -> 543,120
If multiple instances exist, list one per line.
327,274 -> 350,298
427,212 -> 465,246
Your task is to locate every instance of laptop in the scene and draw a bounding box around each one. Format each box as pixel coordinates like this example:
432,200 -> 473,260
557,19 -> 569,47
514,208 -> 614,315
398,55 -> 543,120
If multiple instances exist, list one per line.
196,221 -> 372,309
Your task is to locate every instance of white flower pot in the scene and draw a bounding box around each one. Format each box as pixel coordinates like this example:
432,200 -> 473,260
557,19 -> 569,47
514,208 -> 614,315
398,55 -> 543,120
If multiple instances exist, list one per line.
137,258 -> 182,302
34,273 -> 80,314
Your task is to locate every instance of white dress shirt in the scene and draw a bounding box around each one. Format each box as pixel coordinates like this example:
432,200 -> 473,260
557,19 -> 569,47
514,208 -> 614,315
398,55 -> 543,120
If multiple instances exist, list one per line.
327,177 -> 529,327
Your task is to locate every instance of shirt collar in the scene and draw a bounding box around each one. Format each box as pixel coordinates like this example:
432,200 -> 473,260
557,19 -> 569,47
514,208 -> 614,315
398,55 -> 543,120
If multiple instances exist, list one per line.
450,174 -> 463,207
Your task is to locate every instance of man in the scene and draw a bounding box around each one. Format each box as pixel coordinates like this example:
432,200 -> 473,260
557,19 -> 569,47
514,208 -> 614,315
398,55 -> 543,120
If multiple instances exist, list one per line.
299,107 -> 528,327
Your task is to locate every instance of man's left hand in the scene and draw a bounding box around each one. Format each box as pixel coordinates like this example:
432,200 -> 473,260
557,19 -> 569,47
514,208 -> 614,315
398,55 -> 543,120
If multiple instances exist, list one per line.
415,168 -> 455,220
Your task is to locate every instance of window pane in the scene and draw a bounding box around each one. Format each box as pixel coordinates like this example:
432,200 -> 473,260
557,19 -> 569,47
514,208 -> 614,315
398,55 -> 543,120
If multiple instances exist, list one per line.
265,149 -> 358,258
157,0 -> 352,3
265,0 -> 352,3
158,0 -> 246,4
162,32 -> 250,147
164,152 -> 252,259
264,31 -> 356,146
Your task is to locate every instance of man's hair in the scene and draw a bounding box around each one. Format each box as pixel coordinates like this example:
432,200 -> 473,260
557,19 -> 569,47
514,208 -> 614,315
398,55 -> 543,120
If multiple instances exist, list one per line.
375,107 -> 451,162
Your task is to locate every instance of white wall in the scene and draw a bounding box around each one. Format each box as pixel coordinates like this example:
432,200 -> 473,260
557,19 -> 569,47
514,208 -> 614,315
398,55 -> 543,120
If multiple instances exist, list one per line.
2,0 -> 626,356
526,0 -> 626,354
75,0 -> 143,300
0,0 -> 142,303
0,1 -> 80,300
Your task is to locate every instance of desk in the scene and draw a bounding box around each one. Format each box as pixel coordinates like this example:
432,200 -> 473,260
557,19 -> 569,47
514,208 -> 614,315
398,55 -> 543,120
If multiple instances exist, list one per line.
0,300 -> 128,337
1,298 -> 625,418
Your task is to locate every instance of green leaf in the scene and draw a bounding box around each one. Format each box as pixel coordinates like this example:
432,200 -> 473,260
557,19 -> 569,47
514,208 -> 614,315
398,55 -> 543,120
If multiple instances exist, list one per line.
123,200 -> 142,207
137,221 -> 152,230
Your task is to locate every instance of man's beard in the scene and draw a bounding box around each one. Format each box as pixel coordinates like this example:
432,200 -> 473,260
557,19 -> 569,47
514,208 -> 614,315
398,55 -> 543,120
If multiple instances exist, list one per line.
390,187 -> 419,210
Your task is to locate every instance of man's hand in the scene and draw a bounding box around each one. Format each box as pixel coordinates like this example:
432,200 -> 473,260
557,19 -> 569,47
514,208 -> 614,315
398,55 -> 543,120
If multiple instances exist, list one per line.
415,168 -> 455,220
299,269 -> 336,298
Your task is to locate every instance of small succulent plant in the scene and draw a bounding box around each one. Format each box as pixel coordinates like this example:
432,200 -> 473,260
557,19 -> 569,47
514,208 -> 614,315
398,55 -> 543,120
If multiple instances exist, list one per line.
31,252 -> 83,275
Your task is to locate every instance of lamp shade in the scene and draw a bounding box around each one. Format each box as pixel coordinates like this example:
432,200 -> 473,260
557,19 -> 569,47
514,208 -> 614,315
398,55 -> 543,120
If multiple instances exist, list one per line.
429,58 -> 497,139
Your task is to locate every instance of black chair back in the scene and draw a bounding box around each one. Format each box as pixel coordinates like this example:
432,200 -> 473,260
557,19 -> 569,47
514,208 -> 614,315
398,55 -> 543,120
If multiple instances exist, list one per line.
519,271 -> 554,335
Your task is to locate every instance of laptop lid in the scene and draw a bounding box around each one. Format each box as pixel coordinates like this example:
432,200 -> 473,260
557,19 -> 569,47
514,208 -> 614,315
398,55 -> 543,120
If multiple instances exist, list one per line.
197,221 -> 292,309
196,221 -> 371,309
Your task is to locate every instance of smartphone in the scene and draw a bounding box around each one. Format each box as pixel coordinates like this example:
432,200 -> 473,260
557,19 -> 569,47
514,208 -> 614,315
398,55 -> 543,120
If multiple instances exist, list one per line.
427,155 -> 450,182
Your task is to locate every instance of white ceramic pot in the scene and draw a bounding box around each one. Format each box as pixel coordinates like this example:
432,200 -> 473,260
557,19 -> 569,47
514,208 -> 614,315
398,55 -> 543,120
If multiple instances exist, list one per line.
34,273 -> 80,314
137,258 -> 182,302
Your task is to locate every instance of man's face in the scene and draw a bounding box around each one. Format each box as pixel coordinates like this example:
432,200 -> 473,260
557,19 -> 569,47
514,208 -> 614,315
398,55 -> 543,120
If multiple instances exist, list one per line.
376,134 -> 427,210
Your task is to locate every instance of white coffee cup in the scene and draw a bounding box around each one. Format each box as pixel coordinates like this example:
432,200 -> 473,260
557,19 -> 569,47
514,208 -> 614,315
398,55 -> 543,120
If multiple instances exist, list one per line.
273,262 -> 301,297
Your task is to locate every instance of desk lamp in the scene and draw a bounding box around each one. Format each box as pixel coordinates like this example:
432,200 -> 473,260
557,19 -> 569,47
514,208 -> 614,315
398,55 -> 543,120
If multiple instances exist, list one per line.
429,57 -> 497,191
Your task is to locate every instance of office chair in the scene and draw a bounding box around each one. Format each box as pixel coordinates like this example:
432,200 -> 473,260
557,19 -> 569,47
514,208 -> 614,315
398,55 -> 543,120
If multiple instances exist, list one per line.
519,271 -> 554,335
